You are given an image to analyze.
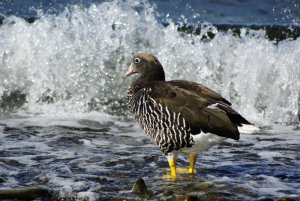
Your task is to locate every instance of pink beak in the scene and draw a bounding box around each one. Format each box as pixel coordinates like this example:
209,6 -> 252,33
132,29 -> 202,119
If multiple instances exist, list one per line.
124,64 -> 135,77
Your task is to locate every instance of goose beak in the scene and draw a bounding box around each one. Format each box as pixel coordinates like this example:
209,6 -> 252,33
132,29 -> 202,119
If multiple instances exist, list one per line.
124,63 -> 135,77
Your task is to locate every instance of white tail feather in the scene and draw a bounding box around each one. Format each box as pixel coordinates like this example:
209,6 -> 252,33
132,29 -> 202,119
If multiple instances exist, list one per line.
238,124 -> 260,134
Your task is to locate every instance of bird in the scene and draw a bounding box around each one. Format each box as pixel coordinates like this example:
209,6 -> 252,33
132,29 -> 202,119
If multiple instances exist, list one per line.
124,52 -> 258,179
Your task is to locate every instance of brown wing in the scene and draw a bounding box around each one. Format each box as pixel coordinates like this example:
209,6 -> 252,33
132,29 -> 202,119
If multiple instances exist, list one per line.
168,80 -> 251,126
149,81 -> 251,140
168,80 -> 232,106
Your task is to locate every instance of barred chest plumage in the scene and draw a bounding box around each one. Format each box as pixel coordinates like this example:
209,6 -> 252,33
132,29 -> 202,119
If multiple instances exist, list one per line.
124,52 -> 256,179
126,86 -> 194,155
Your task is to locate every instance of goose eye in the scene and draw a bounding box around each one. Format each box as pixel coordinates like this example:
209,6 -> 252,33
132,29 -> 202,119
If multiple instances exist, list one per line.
134,58 -> 140,63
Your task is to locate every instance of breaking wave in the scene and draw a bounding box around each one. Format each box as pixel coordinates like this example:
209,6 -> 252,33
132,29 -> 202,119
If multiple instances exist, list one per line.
0,0 -> 299,126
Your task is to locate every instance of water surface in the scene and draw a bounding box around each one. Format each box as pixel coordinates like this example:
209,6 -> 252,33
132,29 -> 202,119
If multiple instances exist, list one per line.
0,0 -> 299,200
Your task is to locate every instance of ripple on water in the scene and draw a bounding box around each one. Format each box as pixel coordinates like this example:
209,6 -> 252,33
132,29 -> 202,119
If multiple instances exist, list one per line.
0,2 -> 299,199
0,128 -> 300,199
0,113 -> 299,200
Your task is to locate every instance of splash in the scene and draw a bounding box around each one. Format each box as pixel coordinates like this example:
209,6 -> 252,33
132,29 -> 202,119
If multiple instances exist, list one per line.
0,0 -> 299,126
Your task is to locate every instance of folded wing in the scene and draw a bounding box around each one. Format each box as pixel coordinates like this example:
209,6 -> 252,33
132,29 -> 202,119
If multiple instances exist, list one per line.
149,80 -> 252,140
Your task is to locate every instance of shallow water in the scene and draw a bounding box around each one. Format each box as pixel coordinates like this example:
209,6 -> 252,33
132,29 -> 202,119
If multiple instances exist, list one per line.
0,114 -> 299,200
0,0 -> 300,200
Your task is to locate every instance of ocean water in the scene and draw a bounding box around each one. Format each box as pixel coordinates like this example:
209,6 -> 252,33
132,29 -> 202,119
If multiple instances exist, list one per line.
0,0 -> 300,200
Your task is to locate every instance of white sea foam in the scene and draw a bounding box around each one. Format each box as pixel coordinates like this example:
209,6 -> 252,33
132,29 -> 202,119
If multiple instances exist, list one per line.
0,1 -> 299,199
238,124 -> 260,133
77,192 -> 99,201
0,0 -> 298,126
0,111 -> 119,129
257,151 -> 288,160
79,139 -> 92,146
243,175 -> 300,198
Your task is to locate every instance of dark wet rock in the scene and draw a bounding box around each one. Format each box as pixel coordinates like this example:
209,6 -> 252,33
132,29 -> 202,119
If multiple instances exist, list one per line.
203,192 -> 237,201
257,198 -> 274,201
0,187 -> 52,200
131,177 -> 149,198
176,193 -> 238,201
186,194 -> 201,201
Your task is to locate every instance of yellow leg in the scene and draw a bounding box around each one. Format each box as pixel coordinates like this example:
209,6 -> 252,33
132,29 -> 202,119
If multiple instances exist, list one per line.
166,153 -> 177,179
188,154 -> 198,174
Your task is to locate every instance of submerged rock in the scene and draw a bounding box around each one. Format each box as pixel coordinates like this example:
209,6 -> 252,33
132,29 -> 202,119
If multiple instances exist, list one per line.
131,177 -> 149,198
175,193 -> 237,201
255,198 -> 274,201
0,187 -> 52,200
